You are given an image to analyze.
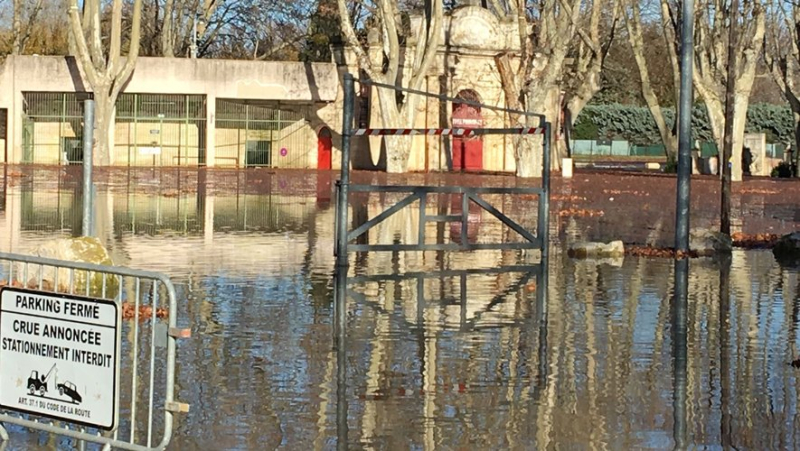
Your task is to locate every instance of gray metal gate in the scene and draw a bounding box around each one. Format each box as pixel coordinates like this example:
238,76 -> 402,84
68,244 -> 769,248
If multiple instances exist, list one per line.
334,75 -> 551,266
0,252 -> 190,450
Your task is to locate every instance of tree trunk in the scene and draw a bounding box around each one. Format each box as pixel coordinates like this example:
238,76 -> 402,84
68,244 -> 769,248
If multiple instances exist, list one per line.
162,0 -> 175,57
704,98 -> 725,172
385,136 -> 413,173
514,135 -> 542,178
514,86 -> 562,177
730,93 -> 749,181
794,112 -> 800,176
706,93 -> 749,181
93,88 -> 113,166
11,0 -> 21,55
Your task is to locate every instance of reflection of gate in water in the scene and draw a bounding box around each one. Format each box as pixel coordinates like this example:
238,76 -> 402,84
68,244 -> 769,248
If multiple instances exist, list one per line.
345,265 -> 546,330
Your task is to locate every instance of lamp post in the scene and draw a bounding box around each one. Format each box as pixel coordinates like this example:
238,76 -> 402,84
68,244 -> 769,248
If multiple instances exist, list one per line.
190,16 -> 205,59
675,0 -> 695,252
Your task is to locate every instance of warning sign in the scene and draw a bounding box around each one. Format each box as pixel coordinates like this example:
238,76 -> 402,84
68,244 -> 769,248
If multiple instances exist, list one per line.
0,287 -> 119,430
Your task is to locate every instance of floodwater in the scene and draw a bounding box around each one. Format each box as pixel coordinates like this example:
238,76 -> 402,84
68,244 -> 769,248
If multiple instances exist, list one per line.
0,167 -> 799,450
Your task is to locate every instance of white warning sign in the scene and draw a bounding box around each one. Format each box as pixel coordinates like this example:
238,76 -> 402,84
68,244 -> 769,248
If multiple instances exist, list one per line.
0,287 -> 119,430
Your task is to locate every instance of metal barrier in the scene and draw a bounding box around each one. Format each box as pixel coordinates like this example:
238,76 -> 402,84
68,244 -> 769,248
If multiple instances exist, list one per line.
0,252 -> 189,451
341,185 -> 545,253
334,73 -> 551,266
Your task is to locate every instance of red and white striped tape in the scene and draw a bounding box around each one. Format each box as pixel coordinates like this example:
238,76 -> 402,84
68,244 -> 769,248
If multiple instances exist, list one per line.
352,127 -> 545,136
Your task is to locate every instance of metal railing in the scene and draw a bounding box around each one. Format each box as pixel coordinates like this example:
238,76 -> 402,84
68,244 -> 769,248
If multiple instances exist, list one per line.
334,73 -> 551,265
0,252 -> 189,451
340,185 -> 545,253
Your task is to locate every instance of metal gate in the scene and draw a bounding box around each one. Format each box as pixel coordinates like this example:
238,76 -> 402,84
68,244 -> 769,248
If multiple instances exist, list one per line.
334,74 -> 551,266
0,252 -> 190,450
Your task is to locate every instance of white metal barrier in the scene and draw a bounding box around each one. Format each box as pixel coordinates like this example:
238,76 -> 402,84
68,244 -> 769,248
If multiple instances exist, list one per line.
0,252 -> 190,450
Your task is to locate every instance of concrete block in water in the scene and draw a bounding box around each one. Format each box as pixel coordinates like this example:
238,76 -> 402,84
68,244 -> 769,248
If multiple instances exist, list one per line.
568,240 -> 625,258
17,237 -> 120,298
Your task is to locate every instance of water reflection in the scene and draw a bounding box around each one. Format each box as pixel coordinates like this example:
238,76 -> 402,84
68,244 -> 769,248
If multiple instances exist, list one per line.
672,258 -> 688,450
333,268 -> 348,451
334,262 -> 548,450
0,169 -> 798,450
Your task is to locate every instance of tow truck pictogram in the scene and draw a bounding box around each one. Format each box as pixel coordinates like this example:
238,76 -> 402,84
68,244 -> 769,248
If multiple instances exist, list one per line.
27,363 -> 57,397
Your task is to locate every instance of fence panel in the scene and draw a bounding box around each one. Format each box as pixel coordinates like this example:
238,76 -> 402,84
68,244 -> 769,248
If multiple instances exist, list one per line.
0,252 -> 189,451
22,93 -> 92,165
115,94 -> 206,167
215,100 -> 312,168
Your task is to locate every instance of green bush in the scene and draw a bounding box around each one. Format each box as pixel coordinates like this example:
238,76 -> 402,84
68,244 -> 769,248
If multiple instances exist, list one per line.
663,155 -> 678,173
771,161 -> 794,178
573,103 -> 795,146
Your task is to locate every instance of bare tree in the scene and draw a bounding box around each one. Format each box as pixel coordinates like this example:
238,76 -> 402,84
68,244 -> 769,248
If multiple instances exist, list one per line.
337,0 -> 444,173
563,1 -> 620,138
624,0 -> 681,160
494,0 -> 607,177
161,0 -> 218,57
9,0 -> 45,55
764,1 -> 800,174
68,0 -> 143,165
691,0 -> 765,181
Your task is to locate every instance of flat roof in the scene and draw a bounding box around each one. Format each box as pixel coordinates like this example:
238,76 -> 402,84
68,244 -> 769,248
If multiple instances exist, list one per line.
0,56 -> 340,103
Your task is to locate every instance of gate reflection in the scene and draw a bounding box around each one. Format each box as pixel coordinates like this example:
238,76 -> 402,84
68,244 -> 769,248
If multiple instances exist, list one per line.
332,259 -> 549,449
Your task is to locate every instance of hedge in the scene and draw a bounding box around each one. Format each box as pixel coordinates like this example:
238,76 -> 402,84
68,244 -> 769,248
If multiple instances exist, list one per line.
573,103 -> 796,146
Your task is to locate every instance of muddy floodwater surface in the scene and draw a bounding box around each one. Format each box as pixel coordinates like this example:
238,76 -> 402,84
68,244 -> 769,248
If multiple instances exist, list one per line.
0,167 -> 799,450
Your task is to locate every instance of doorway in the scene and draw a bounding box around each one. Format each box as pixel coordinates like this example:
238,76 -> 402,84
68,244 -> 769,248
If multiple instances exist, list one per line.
317,127 -> 332,170
451,89 -> 483,172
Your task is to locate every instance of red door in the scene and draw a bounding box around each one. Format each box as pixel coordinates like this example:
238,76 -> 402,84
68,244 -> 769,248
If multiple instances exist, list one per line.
452,90 -> 483,172
317,127 -> 332,170
449,194 -> 481,244
464,138 -> 482,171
453,138 -> 465,170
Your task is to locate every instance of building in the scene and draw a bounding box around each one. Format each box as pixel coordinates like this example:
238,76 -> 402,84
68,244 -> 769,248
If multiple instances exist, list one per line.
0,56 -> 342,169
0,5 -> 529,173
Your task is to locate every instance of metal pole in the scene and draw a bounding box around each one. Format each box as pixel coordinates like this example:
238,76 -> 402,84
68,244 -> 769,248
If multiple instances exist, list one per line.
336,74 -> 355,267
539,122 -> 551,259
720,0 -> 739,235
82,99 -> 94,237
675,0 -> 695,252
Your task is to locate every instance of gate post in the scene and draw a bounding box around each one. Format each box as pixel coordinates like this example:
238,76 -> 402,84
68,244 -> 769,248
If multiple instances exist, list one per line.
539,121 -> 551,258
336,74 -> 355,267
82,99 -> 95,237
